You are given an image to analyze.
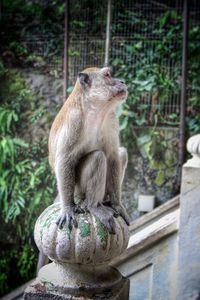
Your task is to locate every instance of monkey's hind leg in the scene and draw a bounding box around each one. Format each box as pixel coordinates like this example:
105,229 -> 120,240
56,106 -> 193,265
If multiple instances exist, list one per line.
77,150 -> 116,234
106,147 -> 130,226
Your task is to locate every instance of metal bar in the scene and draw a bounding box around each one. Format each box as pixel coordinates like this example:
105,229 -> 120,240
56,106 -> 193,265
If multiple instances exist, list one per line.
0,0 -> 2,22
63,0 -> 69,101
178,0 -> 189,186
105,0 -> 112,66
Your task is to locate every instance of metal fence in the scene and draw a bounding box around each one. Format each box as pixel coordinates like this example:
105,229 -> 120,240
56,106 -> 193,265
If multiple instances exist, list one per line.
111,1 -> 182,119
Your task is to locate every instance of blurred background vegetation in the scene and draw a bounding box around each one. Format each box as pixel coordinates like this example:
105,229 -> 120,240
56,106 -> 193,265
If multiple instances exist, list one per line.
0,0 -> 200,296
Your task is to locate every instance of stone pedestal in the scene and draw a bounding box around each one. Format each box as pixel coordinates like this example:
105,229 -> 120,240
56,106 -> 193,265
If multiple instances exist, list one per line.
24,203 -> 130,299
177,134 -> 200,300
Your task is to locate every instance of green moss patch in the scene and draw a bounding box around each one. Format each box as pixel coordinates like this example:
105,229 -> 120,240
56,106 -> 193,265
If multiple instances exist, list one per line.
78,217 -> 91,238
96,219 -> 108,245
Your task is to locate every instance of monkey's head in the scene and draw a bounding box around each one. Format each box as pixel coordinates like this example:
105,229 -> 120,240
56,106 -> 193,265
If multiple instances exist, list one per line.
76,67 -> 128,107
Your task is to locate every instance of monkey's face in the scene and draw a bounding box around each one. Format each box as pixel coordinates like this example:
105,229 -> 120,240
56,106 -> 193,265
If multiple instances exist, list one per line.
78,67 -> 128,106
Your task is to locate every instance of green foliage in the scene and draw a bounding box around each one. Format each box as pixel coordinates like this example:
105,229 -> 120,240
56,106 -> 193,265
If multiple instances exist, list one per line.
0,257 -> 9,293
9,41 -> 28,56
1,0 -> 65,69
1,0 -> 106,70
112,9 -> 200,194
0,65 -> 56,296
112,10 -> 200,145
132,127 -> 178,190
0,246 -> 37,294
17,245 -> 37,279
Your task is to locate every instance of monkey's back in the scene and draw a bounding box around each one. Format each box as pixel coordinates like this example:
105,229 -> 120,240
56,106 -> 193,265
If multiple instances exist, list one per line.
48,84 -> 83,170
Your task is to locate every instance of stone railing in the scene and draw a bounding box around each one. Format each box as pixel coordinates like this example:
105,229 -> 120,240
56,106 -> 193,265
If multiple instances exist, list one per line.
177,134 -> 200,300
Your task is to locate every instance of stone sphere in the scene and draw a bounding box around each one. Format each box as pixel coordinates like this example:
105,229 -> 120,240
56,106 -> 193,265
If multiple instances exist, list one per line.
34,203 -> 129,265
187,134 -> 200,157
185,134 -> 200,167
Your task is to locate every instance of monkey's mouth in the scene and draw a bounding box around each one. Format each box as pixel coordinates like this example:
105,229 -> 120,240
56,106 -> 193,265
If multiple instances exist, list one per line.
117,89 -> 127,95
109,81 -> 128,101
115,88 -> 128,100
116,82 -> 128,93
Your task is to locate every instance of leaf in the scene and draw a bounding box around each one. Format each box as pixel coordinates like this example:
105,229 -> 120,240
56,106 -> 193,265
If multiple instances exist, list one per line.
159,12 -> 170,26
13,138 -> 29,148
112,58 -> 123,66
142,83 -> 154,92
120,116 -> 128,130
33,190 -> 43,206
154,171 -> 165,186
171,10 -> 178,20
135,116 -> 146,126
137,134 -> 151,146
149,159 -> 165,170
134,41 -> 143,50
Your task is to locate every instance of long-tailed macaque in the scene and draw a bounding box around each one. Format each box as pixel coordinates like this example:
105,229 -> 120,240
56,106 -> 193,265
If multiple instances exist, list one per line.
48,67 -> 130,234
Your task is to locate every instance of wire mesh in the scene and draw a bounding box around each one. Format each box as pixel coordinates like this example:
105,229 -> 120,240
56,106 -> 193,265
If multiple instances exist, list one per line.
68,0 -> 107,84
110,0 -> 185,124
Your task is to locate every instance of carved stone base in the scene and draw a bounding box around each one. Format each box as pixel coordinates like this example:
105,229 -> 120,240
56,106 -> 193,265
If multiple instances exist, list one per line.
24,262 -> 129,300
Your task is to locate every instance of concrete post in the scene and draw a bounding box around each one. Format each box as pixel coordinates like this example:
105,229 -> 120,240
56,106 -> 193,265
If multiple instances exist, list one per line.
24,202 -> 130,299
177,134 -> 200,300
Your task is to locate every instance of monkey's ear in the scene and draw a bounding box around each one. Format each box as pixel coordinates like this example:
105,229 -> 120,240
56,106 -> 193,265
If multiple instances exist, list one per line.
78,73 -> 91,88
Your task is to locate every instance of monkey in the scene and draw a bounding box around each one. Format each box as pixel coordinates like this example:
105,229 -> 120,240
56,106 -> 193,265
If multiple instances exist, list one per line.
48,66 -> 130,234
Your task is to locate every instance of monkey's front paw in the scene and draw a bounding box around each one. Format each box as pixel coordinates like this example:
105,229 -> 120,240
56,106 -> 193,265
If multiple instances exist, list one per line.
111,204 -> 130,226
89,206 -> 116,234
98,214 -> 116,235
56,207 -> 78,230
74,205 -> 85,214
102,215 -> 116,235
